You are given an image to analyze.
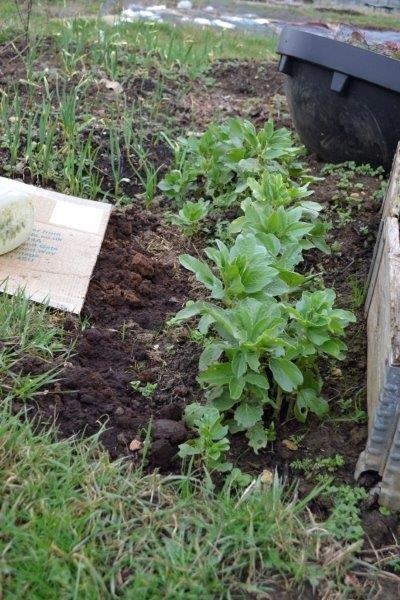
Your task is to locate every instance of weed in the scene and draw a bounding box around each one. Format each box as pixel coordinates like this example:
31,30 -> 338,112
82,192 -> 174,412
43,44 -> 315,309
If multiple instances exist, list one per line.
78,315 -> 91,332
325,485 -> 367,543
333,396 -> 368,424
321,161 -> 385,178
287,433 -> 306,447
379,506 -> 393,516
349,277 -> 366,310
131,380 -> 158,398
188,328 -> 206,343
290,454 -> 345,482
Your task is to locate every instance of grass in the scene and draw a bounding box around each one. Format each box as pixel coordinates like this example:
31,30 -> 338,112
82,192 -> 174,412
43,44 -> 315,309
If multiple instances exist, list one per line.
0,289 -> 67,402
0,399 -> 375,599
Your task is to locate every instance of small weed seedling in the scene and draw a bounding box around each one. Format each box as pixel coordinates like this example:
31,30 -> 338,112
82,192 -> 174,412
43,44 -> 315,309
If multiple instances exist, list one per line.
324,485 -> 367,543
333,395 -> 367,424
130,380 -> 157,398
290,453 -> 345,483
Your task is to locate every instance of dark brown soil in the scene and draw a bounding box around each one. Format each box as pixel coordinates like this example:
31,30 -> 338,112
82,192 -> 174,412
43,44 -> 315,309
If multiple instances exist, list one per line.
17,208 -> 200,465
1,38 -> 399,565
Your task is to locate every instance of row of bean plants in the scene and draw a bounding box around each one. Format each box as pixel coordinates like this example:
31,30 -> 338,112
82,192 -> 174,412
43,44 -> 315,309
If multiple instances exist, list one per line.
160,119 -> 355,467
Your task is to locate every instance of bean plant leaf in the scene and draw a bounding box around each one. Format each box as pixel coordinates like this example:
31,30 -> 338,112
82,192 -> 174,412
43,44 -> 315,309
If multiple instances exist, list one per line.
198,363 -> 233,386
319,339 -> 347,359
237,158 -> 260,173
169,301 -> 206,324
179,255 -> 221,293
269,357 -> 303,392
212,392 -> 237,412
229,376 -> 246,400
294,388 -> 328,423
244,371 -> 269,390
246,422 -> 274,453
199,343 -> 225,371
231,352 -> 247,378
234,401 -> 263,429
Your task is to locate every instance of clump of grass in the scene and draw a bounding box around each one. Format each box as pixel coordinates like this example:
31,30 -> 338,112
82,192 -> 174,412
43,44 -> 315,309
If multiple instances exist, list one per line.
0,403 -> 374,599
0,288 -> 68,402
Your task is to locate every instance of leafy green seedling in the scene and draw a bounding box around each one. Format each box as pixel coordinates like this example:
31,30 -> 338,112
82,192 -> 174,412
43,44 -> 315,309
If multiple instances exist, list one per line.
291,454 -> 345,481
130,380 -> 157,398
324,485 -> 367,543
179,403 -> 232,473
169,199 -> 210,236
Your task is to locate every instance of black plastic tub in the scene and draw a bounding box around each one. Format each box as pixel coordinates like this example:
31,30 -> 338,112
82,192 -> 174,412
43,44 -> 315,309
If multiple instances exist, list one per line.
277,28 -> 400,171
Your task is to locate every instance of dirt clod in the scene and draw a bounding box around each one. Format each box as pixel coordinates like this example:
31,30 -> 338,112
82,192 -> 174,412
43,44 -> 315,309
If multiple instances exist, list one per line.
152,419 -> 188,444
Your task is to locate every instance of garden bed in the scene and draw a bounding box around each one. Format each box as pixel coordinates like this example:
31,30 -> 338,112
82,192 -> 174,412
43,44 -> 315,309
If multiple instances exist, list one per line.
1,26 -> 399,562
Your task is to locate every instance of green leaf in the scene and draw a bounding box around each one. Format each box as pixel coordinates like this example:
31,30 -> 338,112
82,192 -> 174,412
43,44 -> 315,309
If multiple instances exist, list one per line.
183,403 -> 206,428
234,401 -> 263,429
237,158 -> 260,173
294,388 -> 328,423
179,254 -> 221,292
245,353 -> 261,372
232,352 -> 247,378
278,270 -> 307,287
319,339 -> 347,359
244,371 -> 269,390
307,327 -> 330,346
198,363 -> 233,386
199,343 -> 225,371
269,357 -> 303,392
169,301 -> 205,324
246,422 -> 274,453
178,440 -> 200,458
212,392 -> 237,412
229,377 -> 246,400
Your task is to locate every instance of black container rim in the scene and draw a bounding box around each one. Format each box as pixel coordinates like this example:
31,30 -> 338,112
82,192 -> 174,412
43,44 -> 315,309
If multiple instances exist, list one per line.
277,27 -> 400,94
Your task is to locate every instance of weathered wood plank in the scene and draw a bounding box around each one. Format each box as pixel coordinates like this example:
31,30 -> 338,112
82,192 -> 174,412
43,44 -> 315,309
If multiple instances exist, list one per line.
366,217 -> 400,426
382,142 -> 400,219
357,147 -> 400,508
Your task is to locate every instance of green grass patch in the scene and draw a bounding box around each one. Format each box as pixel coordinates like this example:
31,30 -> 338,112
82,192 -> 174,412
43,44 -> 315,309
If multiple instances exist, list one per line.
0,290 -> 67,402
0,404 -> 369,599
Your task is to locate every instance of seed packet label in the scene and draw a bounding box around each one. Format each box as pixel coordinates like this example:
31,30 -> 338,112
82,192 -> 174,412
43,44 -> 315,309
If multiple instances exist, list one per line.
50,200 -> 105,234
0,177 -> 112,313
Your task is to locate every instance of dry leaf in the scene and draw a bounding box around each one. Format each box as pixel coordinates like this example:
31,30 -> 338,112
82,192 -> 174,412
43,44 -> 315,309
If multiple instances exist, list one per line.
260,469 -> 273,486
331,367 -> 343,378
129,439 -> 142,452
282,439 -> 298,451
100,78 -> 123,94
344,574 -> 362,590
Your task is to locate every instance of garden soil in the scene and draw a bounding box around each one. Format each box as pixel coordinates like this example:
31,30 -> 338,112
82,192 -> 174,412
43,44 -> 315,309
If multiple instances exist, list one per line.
2,46 -> 399,560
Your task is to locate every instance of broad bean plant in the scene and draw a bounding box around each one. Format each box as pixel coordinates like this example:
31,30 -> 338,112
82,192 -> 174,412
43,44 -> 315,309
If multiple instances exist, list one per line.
163,120 -> 355,457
